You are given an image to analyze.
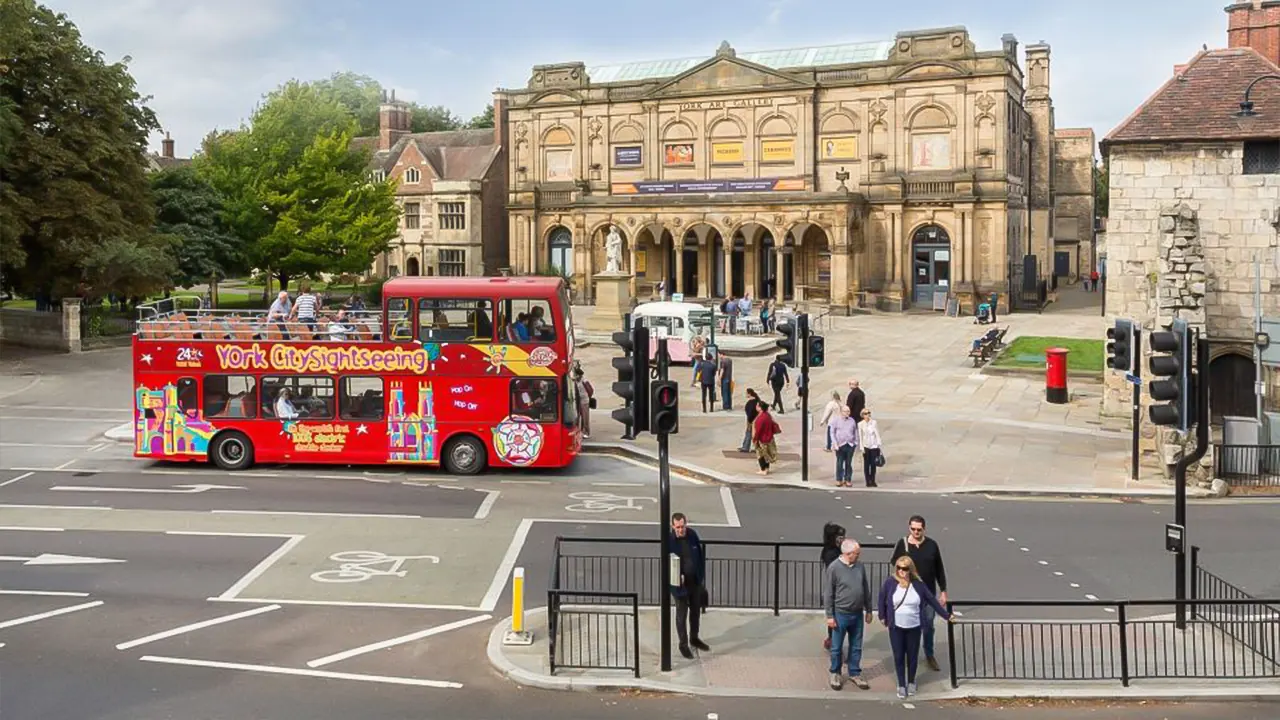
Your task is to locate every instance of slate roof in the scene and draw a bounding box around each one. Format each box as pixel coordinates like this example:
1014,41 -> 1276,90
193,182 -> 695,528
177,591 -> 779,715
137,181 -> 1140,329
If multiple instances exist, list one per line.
586,40 -> 895,84
1105,47 -> 1280,145
354,128 -> 499,181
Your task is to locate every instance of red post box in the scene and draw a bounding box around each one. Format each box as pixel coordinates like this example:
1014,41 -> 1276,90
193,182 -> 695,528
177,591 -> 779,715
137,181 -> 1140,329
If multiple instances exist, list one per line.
1045,347 -> 1069,404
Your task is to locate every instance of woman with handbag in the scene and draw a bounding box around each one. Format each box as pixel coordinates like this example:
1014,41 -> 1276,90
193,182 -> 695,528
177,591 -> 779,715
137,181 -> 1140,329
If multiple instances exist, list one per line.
857,407 -> 882,488
878,556 -> 954,699
751,404 -> 781,476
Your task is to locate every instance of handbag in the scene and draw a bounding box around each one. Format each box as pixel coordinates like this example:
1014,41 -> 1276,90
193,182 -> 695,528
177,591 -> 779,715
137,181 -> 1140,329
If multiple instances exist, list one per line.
875,452 -> 886,468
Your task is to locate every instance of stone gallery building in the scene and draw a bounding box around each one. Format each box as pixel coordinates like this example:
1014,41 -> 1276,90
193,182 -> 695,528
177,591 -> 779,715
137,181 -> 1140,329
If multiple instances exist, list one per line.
356,94 -> 507,278
494,27 -> 1094,313
1101,0 -> 1280,428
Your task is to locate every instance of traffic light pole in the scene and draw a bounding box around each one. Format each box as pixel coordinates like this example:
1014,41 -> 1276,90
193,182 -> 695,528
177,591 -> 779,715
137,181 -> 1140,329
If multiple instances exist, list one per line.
1131,330 -> 1141,482
620,313 -> 635,441
1173,332 -> 1211,630
656,336 -> 672,672
800,328 -> 810,484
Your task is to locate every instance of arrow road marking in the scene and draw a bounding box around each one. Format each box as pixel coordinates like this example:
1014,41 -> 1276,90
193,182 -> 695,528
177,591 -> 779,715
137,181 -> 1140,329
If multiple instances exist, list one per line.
50,483 -> 246,494
0,553 -> 126,566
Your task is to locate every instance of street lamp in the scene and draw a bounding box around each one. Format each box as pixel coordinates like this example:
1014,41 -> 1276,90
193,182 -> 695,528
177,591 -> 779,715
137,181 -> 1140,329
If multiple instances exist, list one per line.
1235,74 -> 1280,116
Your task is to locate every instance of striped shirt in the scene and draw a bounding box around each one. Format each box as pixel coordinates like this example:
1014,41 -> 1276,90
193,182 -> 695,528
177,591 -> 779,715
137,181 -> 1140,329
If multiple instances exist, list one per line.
293,293 -> 318,320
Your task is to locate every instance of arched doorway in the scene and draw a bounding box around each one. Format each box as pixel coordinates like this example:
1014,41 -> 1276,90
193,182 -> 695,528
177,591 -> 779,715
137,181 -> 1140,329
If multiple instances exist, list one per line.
713,234 -> 726,297
757,231 -> 777,299
406,256 -> 420,276
911,224 -> 952,307
731,234 -> 746,297
681,230 -> 699,297
548,227 -> 573,277
1209,352 -> 1256,423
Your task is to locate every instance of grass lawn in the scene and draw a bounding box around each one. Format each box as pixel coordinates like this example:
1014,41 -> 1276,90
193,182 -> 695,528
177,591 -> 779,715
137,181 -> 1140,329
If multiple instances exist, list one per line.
992,336 -> 1104,372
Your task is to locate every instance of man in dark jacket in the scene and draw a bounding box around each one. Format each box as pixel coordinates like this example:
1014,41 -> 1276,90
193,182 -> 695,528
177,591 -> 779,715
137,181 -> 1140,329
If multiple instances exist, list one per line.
739,389 -> 760,452
891,514 -> 948,671
668,512 -> 709,658
767,358 -> 789,413
845,379 -> 866,420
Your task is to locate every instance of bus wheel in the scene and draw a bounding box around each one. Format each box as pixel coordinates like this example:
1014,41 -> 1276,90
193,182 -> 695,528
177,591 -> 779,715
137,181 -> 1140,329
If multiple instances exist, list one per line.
211,432 -> 254,471
443,435 -> 486,476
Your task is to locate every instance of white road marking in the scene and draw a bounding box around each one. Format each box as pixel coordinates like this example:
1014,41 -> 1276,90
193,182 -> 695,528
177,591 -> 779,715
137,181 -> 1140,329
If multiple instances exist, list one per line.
0,504 -> 112,511
138,655 -> 463,689
165,530 -> 299,538
0,526 -> 63,532
0,404 -> 120,413
210,510 -> 420,519
1020,547 -> 1030,552
311,474 -> 368,481
306,614 -> 492,668
474,490 -> 500,520
481,518 -> 533,612
1070,583 -> 1080,588
0,553 -> 124,566
1085,594 -> 1099,601
86,443 -> 107,452
0,589 -> 90,597
208,597 -> 483,611
0,442 -> 93,449
52,460 -> 78,471
215,535 -> 306,601
591,482 -> 644,487
0,601 -> 103,630
720,487 -> 741,528
1053,571 -> 1064,576
499,479 -> 549,484
0,472 -> 35,488
0,376 -> 41,401
116,604 -> 281,650
1038,561 -> 1050,566
51,483 -> 245,495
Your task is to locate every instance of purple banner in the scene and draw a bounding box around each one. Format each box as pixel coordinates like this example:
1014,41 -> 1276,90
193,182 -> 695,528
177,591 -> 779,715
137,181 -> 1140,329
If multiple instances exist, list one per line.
613,146 -> 643,166
615,178 -> 804,195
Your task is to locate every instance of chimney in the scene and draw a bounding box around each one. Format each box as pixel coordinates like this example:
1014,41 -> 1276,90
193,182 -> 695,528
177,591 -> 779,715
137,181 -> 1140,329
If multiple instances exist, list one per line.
1025,43 -> 1051,99
162,131 -> 175,159
378,89 -> 411,151
492,93 -> 508,147
1227,0 -> 1280,66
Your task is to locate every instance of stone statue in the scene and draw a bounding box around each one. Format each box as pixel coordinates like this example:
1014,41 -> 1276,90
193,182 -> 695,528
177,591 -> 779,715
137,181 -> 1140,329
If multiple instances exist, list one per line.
604,225 -> 623,273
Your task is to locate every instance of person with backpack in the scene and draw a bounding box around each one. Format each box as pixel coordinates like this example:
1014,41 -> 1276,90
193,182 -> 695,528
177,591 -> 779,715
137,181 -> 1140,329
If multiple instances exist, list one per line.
766,356 -> 789,413
751,403 -> 781,475
820,522 -> 846,651
738,388 -> 761,453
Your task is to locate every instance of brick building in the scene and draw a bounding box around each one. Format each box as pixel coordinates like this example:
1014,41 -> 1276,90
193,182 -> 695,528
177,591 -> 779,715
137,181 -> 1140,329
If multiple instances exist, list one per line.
145,132 -> 191,172
495,28 -> 1093,313
1100,0 -> 1280,441
355,93 -> 507,277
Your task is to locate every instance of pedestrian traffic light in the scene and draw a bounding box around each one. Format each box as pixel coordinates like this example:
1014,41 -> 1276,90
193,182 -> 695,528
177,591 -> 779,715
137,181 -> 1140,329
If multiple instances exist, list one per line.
1106,318 -> 1135,373
649,379 -> 679,435
776,319 -> 798,368
610,324 -> 650,434
1148,318 -> 1194,431
808,334 -> 825,368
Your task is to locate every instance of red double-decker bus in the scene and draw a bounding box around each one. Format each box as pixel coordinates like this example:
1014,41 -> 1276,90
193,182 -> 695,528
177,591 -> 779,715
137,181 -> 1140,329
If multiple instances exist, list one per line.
131,276 -> 582,474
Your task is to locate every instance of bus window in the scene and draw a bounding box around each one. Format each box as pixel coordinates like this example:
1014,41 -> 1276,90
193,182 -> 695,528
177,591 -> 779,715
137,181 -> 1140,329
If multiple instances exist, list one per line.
203,375 -> 258,419
341,377 -> 384,421
177,377 -> 199,417
510,378 -> 559,423
387,297 -> 413,341
418,299 -> 493,343
562,373 -> 579,427
261,376 -> 335,420
499,299 -> 556,343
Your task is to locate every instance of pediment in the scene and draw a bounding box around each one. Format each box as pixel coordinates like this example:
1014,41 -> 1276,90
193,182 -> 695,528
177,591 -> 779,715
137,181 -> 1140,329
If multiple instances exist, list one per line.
893,61 -> 970,81
647,56 -> 813,98
530,90 -> 584,105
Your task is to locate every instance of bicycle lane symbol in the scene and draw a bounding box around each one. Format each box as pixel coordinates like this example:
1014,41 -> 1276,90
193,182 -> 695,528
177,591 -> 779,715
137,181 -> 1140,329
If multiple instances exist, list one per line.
309,550 -> 440,584
564,491 -> 657,514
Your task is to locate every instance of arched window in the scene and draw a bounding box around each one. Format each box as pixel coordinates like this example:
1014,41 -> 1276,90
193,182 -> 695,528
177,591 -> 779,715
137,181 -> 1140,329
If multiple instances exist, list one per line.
406,256 -> 421,276
404,167 -> 421,184
548,227 -> 573,277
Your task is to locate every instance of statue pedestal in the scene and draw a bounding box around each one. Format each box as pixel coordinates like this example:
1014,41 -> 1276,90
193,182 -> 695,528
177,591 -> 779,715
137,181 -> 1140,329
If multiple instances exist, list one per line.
586,272 -> 634,334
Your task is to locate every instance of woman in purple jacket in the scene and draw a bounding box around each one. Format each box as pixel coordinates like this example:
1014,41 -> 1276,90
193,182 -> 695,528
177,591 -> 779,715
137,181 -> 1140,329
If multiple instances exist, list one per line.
878,555 -> 955,699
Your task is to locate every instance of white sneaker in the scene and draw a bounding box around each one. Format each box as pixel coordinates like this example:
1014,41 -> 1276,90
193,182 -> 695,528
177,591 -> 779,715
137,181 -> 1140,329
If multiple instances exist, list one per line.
907,682 -> 917,696
896,687 -> 907,699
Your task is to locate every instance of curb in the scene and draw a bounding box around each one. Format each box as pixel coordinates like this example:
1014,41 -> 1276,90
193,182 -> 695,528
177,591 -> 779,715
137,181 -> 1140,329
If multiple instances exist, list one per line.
486,609 -> 1280,702
580,443 -> 1214,499
103,422 -> 132,443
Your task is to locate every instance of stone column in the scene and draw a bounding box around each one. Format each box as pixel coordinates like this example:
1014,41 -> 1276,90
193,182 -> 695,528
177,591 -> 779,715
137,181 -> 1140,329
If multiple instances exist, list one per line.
721,241 -> 733,297
526,217 -> 536,274
674,237 -> 685,297
774,246 -> 785,304
582,228 -> 595,304
964,208 -> 976,285
889,209 -> 903,286
830,223 -> 850,311
696,236 -> 709,299
62,298 -> 82,354
629,237 -> 639,298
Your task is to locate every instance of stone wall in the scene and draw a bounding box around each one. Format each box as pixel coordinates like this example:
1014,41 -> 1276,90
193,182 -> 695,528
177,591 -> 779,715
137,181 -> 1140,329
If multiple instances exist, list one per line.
0,305 -> 74,352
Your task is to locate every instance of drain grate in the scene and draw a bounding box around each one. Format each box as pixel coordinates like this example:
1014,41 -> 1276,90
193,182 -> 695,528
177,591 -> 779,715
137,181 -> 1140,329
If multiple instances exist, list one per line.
72,472 -> 98,477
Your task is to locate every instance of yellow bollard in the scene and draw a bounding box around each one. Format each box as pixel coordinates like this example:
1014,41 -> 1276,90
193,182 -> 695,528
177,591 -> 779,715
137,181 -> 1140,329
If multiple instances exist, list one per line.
503,566 -> 533,646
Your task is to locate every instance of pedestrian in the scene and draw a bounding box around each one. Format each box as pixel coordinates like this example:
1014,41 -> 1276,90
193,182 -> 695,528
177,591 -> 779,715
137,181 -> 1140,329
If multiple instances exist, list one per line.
751,402 -> 781,475
766,356 -> 789,413
845,379 -> 866,420
857,407 -> 882,488
891,515 -> 949,672
1089,269 -> 1099,292
572,364 -> 592,438
739,388 -> 760,453
760,298 -> 773,333
666,512 -> 710,659
878,555 -> 954,699
824,539 -> 873,690
717,352 -> 734,411
820,522 -> 846,651
690,335 -> 707,386
793,371 -> 805,411
819,390 -> 843,452
830,404 -> 858,487
724,295 -> 738,335
697,353 -> 717,413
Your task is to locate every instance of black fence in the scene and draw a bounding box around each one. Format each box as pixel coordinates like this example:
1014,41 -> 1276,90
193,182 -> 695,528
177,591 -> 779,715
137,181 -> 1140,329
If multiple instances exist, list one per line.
1215,445 -> 1280,487
551,537 -> 895,614
946,598 -> 1280,688
80,307 -> 136,338
547,589 -> 639,677
1192,545 -> 1280,665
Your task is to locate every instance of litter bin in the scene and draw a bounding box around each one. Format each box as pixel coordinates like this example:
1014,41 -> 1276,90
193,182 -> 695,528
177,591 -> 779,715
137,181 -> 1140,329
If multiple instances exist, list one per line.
1222,416 -> 1262,476
1045,347 -> 1069,404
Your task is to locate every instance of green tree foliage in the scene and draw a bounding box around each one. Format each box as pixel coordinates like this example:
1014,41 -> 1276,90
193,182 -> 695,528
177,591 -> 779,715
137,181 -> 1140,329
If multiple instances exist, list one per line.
467,104 -> 495,129
410,104 -> 461,133
1093,158 -> 1109,220
0,0 -> 175,300
150,166 -> 244,288
196,80 -> 400,290
308,71 -> 384,137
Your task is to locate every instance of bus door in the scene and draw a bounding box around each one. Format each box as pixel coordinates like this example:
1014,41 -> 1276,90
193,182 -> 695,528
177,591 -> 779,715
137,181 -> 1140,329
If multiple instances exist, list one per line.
502,377 -> 564,467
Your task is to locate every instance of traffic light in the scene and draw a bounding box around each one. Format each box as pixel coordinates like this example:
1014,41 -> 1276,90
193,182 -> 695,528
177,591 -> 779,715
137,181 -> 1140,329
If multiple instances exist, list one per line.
808,334 -> 825,367
1106,318 -> 1135,373
776,319 -> 798,368
610,324 -> 650,434
1148,318 -> 1193,431
650,380 -> 679,435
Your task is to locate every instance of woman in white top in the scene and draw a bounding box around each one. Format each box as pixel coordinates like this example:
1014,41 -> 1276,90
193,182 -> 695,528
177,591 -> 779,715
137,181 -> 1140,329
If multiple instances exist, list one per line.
877,556 -> 953,699
274,388 -> 299,420
818,391 -> 843,453
857,408 -> 883,487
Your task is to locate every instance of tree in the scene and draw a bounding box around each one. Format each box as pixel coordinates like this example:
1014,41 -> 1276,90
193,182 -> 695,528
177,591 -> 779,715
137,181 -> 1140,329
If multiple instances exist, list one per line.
467,104 -> 495,129
0,0 -> 174,301
411,104 -> 461,133
309,71 -> 384,137
1093,158 -> 1109,220
197,80 -> 400,291
151,166 -> 244,289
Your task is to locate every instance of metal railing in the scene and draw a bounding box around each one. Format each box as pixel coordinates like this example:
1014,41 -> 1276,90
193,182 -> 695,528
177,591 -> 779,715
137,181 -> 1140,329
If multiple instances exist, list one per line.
551,537 -> 895,615
1192,545 -> 1280,665
133,295 -> 395,343
946,598 -> 1280,688
80,307 -> 137,338
547,589 -> 640,677
1214,445 -> 1280,486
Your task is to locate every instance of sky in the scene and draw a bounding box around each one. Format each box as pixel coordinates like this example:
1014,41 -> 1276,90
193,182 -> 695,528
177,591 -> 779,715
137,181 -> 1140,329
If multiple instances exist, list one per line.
44,0 -> 1225,157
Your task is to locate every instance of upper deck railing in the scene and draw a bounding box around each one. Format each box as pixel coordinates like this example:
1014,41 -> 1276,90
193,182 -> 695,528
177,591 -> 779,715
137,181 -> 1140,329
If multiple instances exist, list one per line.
134,297 -> 398,344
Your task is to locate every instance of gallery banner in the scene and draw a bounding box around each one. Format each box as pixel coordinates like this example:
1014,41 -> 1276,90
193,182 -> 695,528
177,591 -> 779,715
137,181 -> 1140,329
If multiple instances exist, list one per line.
611,178 -> 805,195
760,138 -> 795,163
613,145 -> 643,166
712,141 -> 744,164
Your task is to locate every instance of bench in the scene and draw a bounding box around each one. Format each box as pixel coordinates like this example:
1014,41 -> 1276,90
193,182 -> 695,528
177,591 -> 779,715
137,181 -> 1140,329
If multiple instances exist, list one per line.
967,326 -> 1009,366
